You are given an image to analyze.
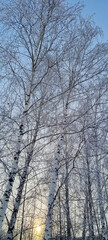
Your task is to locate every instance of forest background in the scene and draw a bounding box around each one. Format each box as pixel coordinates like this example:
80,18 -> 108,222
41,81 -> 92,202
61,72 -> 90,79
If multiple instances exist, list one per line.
0,0 -> 108,240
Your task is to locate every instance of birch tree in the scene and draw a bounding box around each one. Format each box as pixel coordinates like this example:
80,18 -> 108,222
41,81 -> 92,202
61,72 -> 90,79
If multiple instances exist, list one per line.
0,0 -> 108,239
0,0 -> 83,235
79,86 -> 108,239
6,102 -> 42,240
0,0 -> 59,231
44,14 -> 108,240
91,93 -> 108,240
65,153 -> 73,240
44,92 -> 71,240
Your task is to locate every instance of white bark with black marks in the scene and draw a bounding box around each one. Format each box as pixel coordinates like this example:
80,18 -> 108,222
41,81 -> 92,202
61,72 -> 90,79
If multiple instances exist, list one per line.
0,89 -> 32,231
44,135 -> 64,240
6,108 -> 41,240
44,89 -> 71,240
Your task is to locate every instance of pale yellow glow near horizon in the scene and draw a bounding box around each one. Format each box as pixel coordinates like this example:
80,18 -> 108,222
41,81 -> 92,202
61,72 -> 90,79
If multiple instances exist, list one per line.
36,226 -> 41,233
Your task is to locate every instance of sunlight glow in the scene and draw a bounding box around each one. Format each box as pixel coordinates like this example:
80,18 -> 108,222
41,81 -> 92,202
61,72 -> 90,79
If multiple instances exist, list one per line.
36,226 -> 41,233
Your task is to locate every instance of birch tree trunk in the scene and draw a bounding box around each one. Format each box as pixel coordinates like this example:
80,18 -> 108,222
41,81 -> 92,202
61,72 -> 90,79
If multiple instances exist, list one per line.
44,98 -> 70,240
84,132 -> 95,240
6,107 -> 41,240
44,60 -> 77,238
58,190 -> 62,240
19,180 -> 27,240
87,170 -> 95,240
94,109 -> 107,239
44,135 -> 64,240
82,197 -> 87,240
95,150 -> 106,238
65,154 -> 72,240
0,73 -> 34,231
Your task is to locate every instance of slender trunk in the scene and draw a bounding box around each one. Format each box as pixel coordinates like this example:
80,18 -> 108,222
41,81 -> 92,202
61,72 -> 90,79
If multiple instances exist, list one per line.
87,158 -> 95,240
86,193 -> 91,239
7,134 -> 36,240
6,109 -> 41,240
65,157 -> 72,240
94,127 -> 107,237
85,181 -> 100,236
82,197 -> 87,240
44,135 -> 64,240
58,190 -> 62,240
44,78 -> 73,240
84,134 -> 95,240
19,181 -> 27,240
0,72 -> 34,231
92,200 -> 100,236
44,112 -> 67,240
93,103 -> 107,239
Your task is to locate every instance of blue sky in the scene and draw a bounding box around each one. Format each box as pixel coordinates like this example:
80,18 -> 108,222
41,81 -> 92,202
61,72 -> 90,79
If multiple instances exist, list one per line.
68,0 -> 108,41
